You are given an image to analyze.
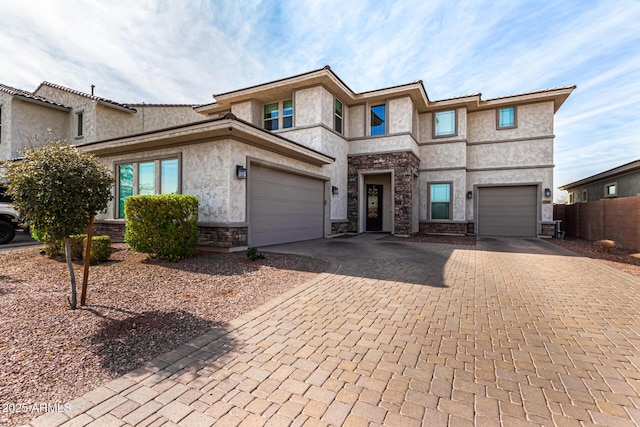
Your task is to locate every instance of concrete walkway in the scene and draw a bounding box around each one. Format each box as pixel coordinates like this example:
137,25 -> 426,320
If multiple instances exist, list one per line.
30,235 -> 640,426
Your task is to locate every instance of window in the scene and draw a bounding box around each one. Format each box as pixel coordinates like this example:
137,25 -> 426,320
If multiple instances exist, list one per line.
264,100 -> 293,131
497,107 -> 516,129
605,183 -> 617,198
75,111 -> 83,137
568,193 -> 575,204
334,98 -> 343,134
430,183 -> 451,220
434,110 -> 456,137
581,189 -> 588,203
116,157 -> 180,218
370,104 -> 386,136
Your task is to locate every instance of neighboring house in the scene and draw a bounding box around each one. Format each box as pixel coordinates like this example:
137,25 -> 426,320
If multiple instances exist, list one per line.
559,159 -> 640,204
0,82 -> 203,161
75,66 -> 574,250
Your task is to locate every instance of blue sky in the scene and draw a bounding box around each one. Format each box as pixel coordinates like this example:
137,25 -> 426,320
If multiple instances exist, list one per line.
1,0 -> 639,199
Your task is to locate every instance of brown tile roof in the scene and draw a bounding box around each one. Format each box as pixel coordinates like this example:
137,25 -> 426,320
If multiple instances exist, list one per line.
34,82 -> 137,112
0,83 -> 71,110
486,85 -> 577,101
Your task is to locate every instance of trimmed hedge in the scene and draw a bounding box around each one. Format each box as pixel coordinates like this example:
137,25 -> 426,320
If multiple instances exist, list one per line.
124,194 -> 199,261
31,229 -> 111,263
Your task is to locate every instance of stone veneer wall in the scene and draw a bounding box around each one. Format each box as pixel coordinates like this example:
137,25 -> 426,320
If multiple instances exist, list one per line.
347,151 -> 419,235
93,220 -> 247,249
331,221 -> 349,235
419,222 -> 467,235
541,223 -> 555,237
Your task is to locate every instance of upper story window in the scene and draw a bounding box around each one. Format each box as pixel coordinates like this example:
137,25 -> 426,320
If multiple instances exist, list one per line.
117,157 -> 180,218
497,107 -> 516,129
430,183 -> 452,220
334,98 -> 343,134
605,182 -> 617,198
581,189 -> 588,203
434,110 -> 456,137
370,104 -> 386,136
264,100 -> 293,131
75,110 -> 84,138
568,193 -> 575,204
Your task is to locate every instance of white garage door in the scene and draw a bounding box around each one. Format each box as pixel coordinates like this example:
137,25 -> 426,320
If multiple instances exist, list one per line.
477,186 -> 537,237
249,164 -> 324,247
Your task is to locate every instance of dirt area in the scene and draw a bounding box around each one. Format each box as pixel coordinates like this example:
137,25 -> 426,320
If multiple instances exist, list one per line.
0,244 -> 327,426
548,237 -> 640,278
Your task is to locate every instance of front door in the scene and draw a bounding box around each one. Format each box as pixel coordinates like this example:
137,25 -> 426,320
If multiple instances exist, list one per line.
366,184 -> 383,231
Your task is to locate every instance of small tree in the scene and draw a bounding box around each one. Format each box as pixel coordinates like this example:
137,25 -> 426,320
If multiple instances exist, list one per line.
2,136 -> 113,309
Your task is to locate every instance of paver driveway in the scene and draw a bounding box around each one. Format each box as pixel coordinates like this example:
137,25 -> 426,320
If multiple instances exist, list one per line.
30,235 -> 640,426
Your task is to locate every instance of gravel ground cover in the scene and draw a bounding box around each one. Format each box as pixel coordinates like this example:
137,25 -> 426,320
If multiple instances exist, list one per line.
0,244 -> 327,426
549,236 -> 640,278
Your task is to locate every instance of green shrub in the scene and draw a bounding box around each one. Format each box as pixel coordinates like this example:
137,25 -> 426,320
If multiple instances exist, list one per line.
246,247 -> 265,261
32,229 -> 111,263
124,194 -> 199,261
85,235 -> 112,264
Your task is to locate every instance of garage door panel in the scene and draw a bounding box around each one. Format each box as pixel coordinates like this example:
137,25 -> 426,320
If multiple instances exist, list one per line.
478,186 -> 537,237
249,165 -> 324,247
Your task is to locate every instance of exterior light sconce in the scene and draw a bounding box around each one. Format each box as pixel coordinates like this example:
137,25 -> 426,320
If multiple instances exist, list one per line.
332,186 -> 339,195
466,191 -> 473,199
236,165 -> 247,179
544,188 -> 551,198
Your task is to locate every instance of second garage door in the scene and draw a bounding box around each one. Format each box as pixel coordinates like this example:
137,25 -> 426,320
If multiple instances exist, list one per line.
477,186 -> 537,237
249,164 -> 324,247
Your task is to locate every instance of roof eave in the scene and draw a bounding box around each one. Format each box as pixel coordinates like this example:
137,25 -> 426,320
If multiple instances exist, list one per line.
560,159 -> 640,190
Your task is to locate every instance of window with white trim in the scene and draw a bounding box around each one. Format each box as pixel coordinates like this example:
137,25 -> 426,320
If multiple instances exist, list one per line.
581,189 -> 588,203
264,100 -> 293,131
569,192 -> 575,204
605,182 -> 617,198
116,157 -> 180,218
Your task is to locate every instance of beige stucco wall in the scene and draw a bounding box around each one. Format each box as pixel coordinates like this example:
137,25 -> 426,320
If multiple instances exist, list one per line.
0,93 -> 12,161
388,96 -> 413,134
347,104 -> 366,138
34,85 -> 97,143
294,86 -> 323,127
419,141 -> 466,170
349,134 -> 419,158
467,139 -> 553,170
467,102 -> 554,143
280,126 -> 348,220
9,99 -> 69,158
231,100 -> 261,126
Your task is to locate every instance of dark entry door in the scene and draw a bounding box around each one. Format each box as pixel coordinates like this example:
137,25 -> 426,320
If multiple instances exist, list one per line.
366,184 -> 383,231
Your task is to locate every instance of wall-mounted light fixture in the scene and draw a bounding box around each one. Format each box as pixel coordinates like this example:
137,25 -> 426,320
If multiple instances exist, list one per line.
466,190 -> 473,199
236,165 -> 247,179
544,188 -> 551,198
332,185 -> 339,195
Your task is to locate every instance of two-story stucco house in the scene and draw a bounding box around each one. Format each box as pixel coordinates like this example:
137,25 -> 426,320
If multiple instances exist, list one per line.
71,66 -> 573,250
0,81 -> 203,161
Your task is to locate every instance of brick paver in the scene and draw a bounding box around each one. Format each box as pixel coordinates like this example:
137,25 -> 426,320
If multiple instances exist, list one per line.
29,235 -> 640,426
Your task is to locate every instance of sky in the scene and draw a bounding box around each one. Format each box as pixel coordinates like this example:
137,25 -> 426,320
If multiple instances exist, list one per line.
1,0 -> 639,200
